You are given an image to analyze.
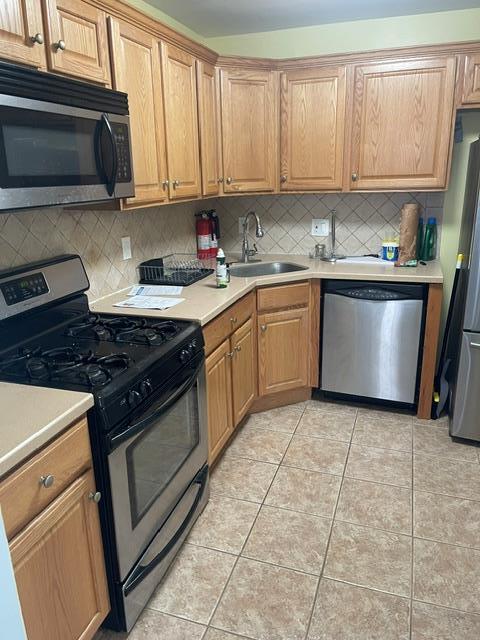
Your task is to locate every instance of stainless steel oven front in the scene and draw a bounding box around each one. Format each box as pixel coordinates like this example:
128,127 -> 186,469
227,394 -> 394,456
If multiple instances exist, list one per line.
106,352 -> 209,628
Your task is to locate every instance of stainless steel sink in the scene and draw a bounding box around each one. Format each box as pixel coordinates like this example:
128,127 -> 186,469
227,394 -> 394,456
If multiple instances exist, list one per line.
229,262 -> 308,277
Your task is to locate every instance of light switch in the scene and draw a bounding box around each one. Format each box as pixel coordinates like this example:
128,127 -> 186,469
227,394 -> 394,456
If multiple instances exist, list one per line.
121,236 -> 132,260
311,219 -> 330,236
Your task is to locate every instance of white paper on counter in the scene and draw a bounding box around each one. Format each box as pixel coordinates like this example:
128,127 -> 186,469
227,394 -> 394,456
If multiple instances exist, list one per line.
114,296 -> 185,310
343,256 -> 394,266
128,285 -> 183,296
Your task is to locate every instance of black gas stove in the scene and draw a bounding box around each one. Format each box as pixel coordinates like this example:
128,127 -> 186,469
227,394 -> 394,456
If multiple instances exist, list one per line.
0,255 -> 209,632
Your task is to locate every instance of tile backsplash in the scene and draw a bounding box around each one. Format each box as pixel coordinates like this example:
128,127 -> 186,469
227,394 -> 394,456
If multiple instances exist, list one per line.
212,192 -> 444,258
0,192 -> 443,300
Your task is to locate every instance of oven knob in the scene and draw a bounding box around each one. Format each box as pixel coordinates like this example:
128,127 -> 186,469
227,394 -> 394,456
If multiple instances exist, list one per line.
189,340 -> 197,352
179,348 -> 190,363
140,378 -> 153,398
128,389 -> 142,407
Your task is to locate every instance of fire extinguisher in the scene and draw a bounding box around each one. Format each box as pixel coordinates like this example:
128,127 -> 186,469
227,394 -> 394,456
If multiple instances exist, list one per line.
195,212 -> 211,260
208,210 -> 220,259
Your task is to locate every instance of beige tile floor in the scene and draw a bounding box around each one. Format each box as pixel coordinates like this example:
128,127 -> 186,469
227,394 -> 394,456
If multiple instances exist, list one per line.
96,399 -> 480,640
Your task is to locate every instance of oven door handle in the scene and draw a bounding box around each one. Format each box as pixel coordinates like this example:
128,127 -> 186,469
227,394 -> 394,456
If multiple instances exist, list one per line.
123,465 -> 208,596
108,357 -> 204,452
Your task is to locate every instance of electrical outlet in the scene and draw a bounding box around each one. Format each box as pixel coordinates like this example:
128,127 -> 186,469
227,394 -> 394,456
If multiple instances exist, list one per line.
311,219 -> 330,237
121,236 -> 132,260
238,216 -> 246,235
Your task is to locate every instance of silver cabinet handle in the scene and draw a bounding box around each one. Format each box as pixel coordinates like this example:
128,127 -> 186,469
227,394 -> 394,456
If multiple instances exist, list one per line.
88,491 -> 102,503
31,33 -> 44,45
55,40 -> 66,51
162,179 -> 169,190
217,177 -> 224,184
172,180 -> 180,189
226,177 -> 232,185
260,324 -> 267,332
39,475 -> 55,488
351,172 -> 358,182
280,175 -> 287,183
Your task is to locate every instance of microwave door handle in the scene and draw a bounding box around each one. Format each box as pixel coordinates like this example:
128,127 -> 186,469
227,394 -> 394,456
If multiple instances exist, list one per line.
123,466 -> 208,597
101,113 -> 118,196
108,357 -> 204,451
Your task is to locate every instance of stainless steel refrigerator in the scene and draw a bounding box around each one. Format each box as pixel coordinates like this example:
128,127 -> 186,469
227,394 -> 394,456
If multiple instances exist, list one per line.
449,136 -> 480,440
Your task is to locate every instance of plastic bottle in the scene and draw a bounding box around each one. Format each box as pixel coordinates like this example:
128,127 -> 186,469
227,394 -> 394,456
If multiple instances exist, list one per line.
421,217 -> 437,261
416,217 -> 424,259
216,248 -> 228,288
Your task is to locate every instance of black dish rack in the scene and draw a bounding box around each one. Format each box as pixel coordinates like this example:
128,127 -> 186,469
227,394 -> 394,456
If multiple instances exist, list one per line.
138,254 -> 214,286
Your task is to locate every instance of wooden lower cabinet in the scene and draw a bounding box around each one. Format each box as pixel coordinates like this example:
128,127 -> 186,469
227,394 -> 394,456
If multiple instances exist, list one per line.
206,338 -> 234,464
9,468 -> 109,640
258,307 -> 310,395
231,317 -> 256,425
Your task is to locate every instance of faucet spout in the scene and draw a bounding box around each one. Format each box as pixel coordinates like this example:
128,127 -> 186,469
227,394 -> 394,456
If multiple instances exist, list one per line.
241,211 -> 264,262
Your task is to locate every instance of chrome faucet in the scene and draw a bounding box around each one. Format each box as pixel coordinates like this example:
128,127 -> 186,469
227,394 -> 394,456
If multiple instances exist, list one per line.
321,209 -> 346,262
241,211 -> 264,262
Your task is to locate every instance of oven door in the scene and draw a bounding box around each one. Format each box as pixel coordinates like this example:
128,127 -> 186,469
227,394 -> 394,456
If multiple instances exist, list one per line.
107,352 -> 208,580
0,94 -> 133,211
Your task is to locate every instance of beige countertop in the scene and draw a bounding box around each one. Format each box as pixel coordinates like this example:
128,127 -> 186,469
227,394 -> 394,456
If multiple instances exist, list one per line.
91,254 -> 443,326
0,383 -> 93,478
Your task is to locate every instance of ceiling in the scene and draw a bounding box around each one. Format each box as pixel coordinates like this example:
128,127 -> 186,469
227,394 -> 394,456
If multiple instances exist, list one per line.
145,0 -> 480,37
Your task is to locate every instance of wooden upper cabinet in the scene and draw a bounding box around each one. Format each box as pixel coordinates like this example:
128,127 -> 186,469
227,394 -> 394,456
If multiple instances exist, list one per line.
280,66 -> 346,190
161,42 -> 202,199
197,61 -> 221,196
220,68 -> 278,193
348,57 -> 456,190
109,18 -> 168,207
462,54 -> 480,105
10,469 -> 109,640
43,0 -> 110,84
0,0 -> 46,68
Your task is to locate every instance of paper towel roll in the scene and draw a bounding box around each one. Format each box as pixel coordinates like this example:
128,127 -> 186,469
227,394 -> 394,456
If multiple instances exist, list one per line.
397,203 -> 420,265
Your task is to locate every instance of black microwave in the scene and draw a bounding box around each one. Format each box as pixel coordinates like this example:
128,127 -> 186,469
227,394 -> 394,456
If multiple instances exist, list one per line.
0,62 -> 134,211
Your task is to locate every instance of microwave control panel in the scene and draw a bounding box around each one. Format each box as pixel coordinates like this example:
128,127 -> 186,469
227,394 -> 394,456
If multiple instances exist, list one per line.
113,123 -> 132,183
1,272 -> 48,306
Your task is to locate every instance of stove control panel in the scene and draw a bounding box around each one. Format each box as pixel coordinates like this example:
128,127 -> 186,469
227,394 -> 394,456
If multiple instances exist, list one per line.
179,340 -> 198,364
1,272 -> 48,306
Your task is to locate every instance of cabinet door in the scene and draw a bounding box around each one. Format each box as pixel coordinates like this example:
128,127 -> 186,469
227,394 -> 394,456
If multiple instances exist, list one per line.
349,57 -> 456,190
231,317 -> 256,425
10,470 -> 109,640
0,0 -> 46,68
280,66 -> 346,190
43,0 -> 110,84
206,338 -> 234,464
220,68 -> 278,193
109,18 -> 168,207
197,61 -> 221,196
462,54 -> 480,105
161,42 -> 202,199
258,307 -> 309,395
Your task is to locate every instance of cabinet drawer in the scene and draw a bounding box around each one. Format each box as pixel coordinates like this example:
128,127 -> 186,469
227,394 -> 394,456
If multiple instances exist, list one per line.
257,282 -> 310,312
203,292 -> 255,355
0,416 -> 92,540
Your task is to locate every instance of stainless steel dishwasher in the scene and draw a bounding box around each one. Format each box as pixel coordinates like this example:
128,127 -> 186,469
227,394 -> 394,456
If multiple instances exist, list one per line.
321,280 -> 426,404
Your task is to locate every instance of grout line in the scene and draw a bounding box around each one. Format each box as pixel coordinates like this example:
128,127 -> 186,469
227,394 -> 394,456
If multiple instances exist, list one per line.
410,596 -> 480,618
203,403 -> 306,633
303,407 -> 358,640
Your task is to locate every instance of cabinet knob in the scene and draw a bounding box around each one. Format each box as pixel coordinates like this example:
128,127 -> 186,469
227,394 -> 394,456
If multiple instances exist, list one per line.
39,474 -> 55,488
351,172 -> 358,182
280,174 -> 287,183
162,179 -> 169,189
55,39 -> 66,51
260,324 -> 267,332
226,351 -> 234,358
172,179 -> 180,189
234,345 -> 242,352
217,177 -> 224,184
31,33 -> 44,45
225,177 -> 232,185
88,491 -> 102,503
230,317 -> 237,324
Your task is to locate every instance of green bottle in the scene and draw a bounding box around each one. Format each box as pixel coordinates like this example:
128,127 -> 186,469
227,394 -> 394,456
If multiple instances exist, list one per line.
421,217 -> 437,261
